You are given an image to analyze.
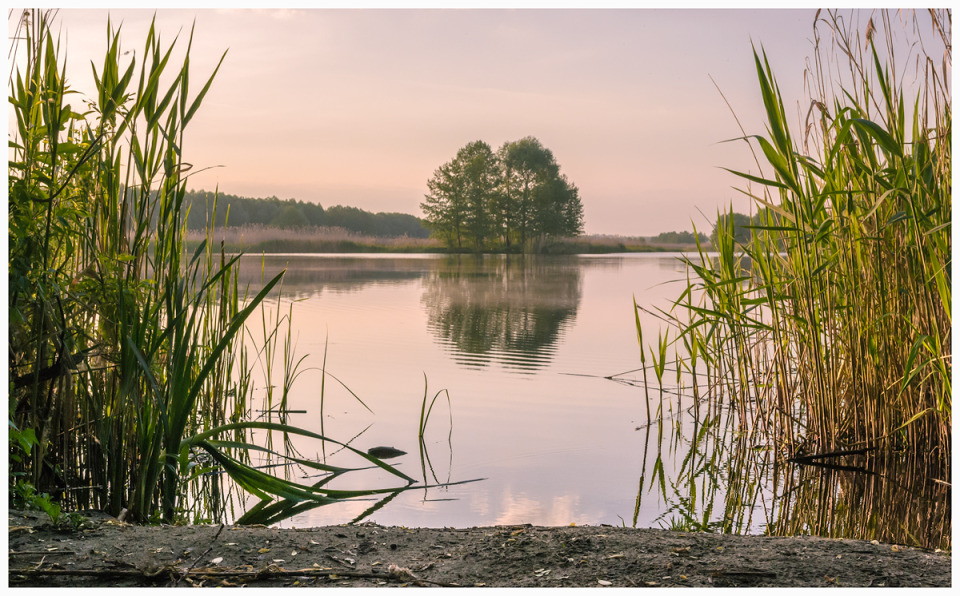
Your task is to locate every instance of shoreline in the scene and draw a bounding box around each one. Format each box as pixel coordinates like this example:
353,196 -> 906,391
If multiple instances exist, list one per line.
8,510 -> 951,587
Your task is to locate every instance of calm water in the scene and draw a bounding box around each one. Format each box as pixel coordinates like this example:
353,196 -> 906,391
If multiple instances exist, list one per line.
232,253 -> 949,548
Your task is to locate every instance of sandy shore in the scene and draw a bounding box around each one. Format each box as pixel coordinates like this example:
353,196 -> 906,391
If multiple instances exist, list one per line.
8,510 -> 951,587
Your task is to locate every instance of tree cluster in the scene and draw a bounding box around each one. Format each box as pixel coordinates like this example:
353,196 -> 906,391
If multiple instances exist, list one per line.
421,137 -> 584,252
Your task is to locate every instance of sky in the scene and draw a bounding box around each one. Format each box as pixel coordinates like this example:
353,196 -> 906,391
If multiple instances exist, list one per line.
10,6 -> 945,235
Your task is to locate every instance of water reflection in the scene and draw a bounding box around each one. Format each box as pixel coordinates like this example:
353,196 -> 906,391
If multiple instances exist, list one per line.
235,254 -> 431,297
771,452 -> 950,550
421,256 -> 582,372
633,399 -> 951,550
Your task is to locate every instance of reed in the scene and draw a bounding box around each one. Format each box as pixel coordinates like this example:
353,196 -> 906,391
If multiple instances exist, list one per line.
8,10 -> 461,526
635,7 -> 951,525
186,224 -> 444,253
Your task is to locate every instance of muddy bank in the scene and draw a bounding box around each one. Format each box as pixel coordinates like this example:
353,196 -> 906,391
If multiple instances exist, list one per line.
8,510 -> 951,587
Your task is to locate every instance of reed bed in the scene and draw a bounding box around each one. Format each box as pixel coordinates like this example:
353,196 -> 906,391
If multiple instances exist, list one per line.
7,10 -> 462,526
186,224 -> 443,253
634,9 -> 950,543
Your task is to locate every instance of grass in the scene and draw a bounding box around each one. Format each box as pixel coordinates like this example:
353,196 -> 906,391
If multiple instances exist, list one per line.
632,9 -> 950,546
186,225 -> 445,253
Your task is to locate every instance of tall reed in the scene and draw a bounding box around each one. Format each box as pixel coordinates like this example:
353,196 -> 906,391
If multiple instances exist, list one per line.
7,9 -> 268,522
8,12 -> 476,524
637,10 -> 950,484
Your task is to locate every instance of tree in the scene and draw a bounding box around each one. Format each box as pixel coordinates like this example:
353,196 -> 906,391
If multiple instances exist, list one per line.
459,141 -> 498,251
421,160 -> 468,249
532,173 -> 584,242
497,137 -> 556,249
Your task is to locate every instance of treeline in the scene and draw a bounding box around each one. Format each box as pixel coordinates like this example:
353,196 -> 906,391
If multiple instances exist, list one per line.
182,190 -> 430,238
421,137 -> 584,253
652,230 -> 708,245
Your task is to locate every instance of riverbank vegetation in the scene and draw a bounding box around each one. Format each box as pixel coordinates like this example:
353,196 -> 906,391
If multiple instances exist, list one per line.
7,10 -> 463,527
186,225 -> 445,254
187,226 -> 705,255
635,8 -> 951,539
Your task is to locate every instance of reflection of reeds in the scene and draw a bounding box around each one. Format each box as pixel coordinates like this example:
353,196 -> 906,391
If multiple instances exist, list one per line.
772,453 -> 951,550
633,10 -> 950,549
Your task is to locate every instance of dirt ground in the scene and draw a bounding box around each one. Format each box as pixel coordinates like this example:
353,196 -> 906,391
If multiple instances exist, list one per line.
7,509 -> 951,588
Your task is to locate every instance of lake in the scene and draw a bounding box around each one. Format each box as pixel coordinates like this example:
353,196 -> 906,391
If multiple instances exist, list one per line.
232,253 -> 949,549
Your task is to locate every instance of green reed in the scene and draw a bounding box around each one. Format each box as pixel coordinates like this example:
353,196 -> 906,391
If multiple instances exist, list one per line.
630,12 -> 950,548
8,11 -> 460,526
638,10 -> 950,475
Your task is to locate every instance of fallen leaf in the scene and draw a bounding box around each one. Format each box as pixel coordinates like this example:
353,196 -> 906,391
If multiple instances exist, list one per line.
511,529 -> 525,536
606,553 -> 624,559
870,540 -> 880,545
210,557 -> 223,565
597,579 -> 612,586
258,548 -> 271,554
646,581 -> 658,586
533,569 -> 551,577
291,550 -> 298,556
891,545 -> 902,552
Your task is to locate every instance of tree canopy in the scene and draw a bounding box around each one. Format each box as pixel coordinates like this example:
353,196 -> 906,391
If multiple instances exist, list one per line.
421,137 -> 584,252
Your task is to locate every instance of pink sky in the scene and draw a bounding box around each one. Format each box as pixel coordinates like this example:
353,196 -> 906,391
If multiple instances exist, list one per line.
15,7 -> 940,235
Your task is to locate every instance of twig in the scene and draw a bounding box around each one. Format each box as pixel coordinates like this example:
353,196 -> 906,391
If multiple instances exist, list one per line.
788,446 -> 877,464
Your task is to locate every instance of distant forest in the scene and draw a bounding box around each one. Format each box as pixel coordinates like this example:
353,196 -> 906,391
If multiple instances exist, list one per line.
182,190 -> 431,238
178,190 -> 710,247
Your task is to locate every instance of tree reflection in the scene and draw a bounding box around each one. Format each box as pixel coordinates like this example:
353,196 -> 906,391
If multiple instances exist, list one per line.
421,255 -> 582,372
